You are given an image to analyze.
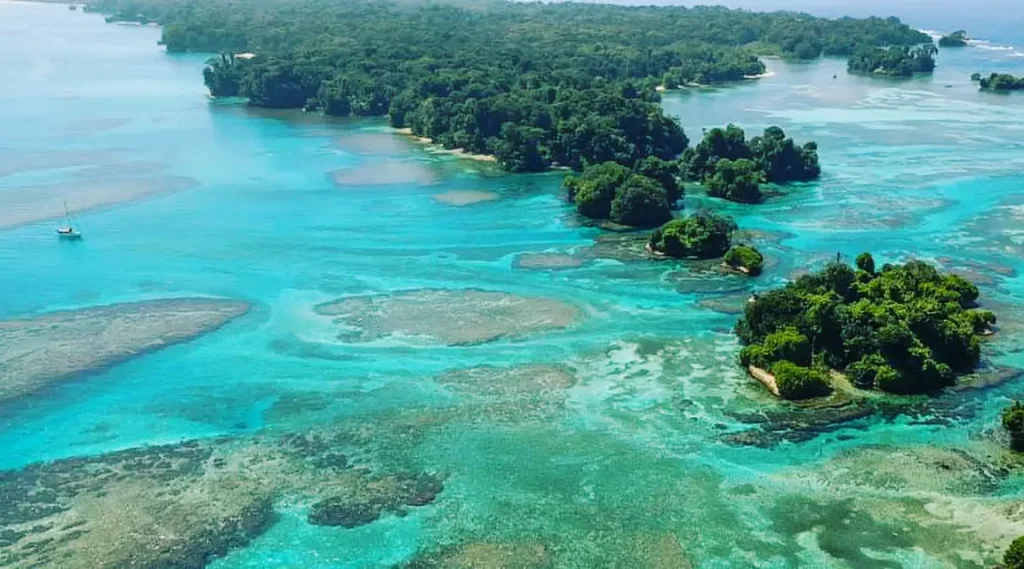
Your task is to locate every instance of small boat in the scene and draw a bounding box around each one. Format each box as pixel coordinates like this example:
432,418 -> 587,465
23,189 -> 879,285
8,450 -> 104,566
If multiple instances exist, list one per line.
57,202 -> 83,240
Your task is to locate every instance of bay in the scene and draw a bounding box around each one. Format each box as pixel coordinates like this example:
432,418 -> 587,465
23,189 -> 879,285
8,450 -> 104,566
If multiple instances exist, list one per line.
2,1 -> 1024,567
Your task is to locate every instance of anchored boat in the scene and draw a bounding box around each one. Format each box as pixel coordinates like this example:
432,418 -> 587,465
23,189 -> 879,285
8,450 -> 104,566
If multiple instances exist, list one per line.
57,202 -> 82,240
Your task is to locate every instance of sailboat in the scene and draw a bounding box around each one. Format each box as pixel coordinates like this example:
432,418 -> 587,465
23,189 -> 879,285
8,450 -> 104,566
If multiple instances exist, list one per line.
56,202 -> 82,240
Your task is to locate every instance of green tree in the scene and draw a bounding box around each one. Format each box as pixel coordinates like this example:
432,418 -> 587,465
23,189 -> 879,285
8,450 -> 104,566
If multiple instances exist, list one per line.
634,156 -> 684,205
610,175 -> 673,228
749,127 -> 820,183
1003,402 -> 1024,452
855,252 -> 875,274
724,245 -> 764,275
706,158 -> 765,203
735,256 -> 995,395
739,327 -> 811,368
770,361 -> 832,400
648,211 -> 737,258
1005,536 -> 1024,569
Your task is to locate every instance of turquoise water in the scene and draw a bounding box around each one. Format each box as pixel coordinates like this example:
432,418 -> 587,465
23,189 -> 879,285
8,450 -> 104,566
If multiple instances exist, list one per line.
4,1 -> 1024,567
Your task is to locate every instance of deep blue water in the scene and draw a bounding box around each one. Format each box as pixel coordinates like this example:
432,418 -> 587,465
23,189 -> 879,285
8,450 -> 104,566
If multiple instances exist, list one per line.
3,1 -> 1024,567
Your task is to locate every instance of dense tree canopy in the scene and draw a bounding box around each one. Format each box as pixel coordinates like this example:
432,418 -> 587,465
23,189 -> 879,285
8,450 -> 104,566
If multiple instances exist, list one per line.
736,254 -> 996,397
847,45 -> 937,77
976,73 -> 1024,91
938,30 -> 969,47
1006,535 -> 1024,569
724,245 -> 764,275
648,211 -> 737,259
682,125 -> 819,203
565,159 -> 681,227
1003,402 -> 1024,451
87,0 -> 928,171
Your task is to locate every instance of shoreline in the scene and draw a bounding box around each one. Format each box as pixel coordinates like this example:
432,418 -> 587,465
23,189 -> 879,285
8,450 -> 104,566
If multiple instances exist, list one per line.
393,127 -> 497,163
658,71 -> 776,92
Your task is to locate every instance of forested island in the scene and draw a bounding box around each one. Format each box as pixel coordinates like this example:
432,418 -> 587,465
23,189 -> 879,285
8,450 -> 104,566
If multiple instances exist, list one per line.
83,0 -> 929,172
736,255 -> 996,400
646,211 -> 763,274
938,30 -> 969,47
847,45 -> 937,77
563,124 -> 819,227
682,125 -> 820,203
973,73 -> 1024,91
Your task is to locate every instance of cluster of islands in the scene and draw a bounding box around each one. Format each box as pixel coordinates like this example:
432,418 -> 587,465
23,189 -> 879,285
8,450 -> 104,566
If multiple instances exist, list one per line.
4,0 -> 1024,566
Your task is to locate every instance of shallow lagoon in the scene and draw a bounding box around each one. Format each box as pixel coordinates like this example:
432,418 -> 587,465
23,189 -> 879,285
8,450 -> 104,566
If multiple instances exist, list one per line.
3,1 -> 1024,567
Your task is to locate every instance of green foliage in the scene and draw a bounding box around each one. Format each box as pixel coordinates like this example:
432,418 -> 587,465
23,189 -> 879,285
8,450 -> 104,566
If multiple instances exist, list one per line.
970,72 -> 982,82
770,361 -> 832,400
684,125 -> 819,203
847,45 -> 937,77
86,0 -> 928,171
566,162 -> 631,220
846,354 -> 897,388
979,73 -> 1024,91
682,124 -> 752,181
750,126 -> 820,183
610,175 -> 673,228
740,327 -> 811,368
735,255 -> 995,395
634,156 -> 684,204
938,30 -> 968,47
1005,535 -> 1024,568
1003,402 -> 1024,452
567,163 -> 675,227
648,211 -> 736,259
706,158 -> 765,203
724,245 -> 764,275
660,46 -> 766,86
855,252 -> 875,274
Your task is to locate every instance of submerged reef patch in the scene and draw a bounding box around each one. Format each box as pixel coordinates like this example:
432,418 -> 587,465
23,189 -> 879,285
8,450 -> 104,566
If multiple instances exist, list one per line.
308,472 -> 443,528
0,175 -> 199,229
330,160 -> 439,187
513,252 -> 588,270
0,298 -> 249,404
399,541 -> 553,569
0,428 -> 445,568
315,289 -> 580,346
431,190 -> 500,206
